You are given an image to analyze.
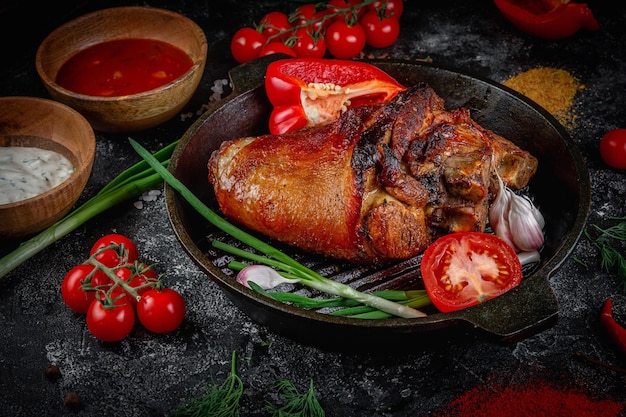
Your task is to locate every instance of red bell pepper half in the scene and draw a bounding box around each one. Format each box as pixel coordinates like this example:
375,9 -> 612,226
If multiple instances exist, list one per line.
265,58 -> 406,135
493,0 -> 599,40
600,298 -> 626,357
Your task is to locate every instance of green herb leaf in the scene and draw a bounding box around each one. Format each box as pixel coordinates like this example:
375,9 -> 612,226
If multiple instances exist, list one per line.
585,217 -> 626,292
171,351 -> 243,417
267,379 -> 325,417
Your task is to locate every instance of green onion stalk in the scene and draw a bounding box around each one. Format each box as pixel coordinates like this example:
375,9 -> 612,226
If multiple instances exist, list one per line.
129,138 -> 427,319
0,140 -> 178,279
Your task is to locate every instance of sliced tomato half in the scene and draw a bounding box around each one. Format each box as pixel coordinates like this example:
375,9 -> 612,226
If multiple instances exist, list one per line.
420,232 -> 523,313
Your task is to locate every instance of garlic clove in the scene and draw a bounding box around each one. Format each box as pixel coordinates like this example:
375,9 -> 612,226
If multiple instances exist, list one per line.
236,264 -> 299,290
489,178 -> 519,251
507,191 -> 545,252
489,174 -> 545,252
524,194 -> 545,229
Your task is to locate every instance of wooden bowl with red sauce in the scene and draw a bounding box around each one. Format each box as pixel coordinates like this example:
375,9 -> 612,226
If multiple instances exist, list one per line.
35,6 -> 208,133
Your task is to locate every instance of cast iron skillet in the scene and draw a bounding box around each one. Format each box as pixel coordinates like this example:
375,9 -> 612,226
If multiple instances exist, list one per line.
166,56 -> 590,350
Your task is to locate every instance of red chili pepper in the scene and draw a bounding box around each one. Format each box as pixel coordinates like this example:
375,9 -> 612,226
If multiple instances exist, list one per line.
493,0 -> 599,40
264,58 -> 405,135
600,298 -> 626,356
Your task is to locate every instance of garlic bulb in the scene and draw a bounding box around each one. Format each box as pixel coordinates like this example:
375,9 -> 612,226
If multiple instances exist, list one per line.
489,175 -> 545,252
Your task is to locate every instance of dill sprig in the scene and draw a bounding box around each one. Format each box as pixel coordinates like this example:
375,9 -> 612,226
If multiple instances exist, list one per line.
585,216 -> 626,292
170,351 -> 326,417
267,379 -> 325,417
171,351 -> 243,417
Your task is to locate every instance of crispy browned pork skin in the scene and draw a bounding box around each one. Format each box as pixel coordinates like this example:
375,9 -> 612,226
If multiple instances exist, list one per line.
208,84 -> 538,263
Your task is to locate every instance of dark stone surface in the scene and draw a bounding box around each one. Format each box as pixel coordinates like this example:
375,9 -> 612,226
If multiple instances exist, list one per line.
1,1 -> 625,416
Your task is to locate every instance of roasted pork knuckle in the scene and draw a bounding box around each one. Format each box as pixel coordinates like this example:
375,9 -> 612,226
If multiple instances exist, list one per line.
208,84 -> 538,263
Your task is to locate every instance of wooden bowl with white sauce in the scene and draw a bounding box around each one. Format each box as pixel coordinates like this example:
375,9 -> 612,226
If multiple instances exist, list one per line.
0,96 -> 96,240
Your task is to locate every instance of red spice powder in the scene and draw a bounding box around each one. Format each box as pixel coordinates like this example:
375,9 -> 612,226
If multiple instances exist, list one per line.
430,377 -> 625,417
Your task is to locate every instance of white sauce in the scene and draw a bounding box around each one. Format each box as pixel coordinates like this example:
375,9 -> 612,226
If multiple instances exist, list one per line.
0,146 -> 75,204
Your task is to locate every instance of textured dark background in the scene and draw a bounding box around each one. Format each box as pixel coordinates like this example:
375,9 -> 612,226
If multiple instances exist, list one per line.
1,1 -> 625,416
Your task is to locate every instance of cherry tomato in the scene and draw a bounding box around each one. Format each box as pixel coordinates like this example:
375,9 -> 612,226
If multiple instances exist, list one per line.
326,20 -> 366,59
312,9 -> 335,32
293,4 -> 315,21
361,10 -> 400,48
95,285 -> 129,305
369,0 -> 404,19
61,264 -> 110,314
259,11 -> 293,41
292,4 -> 330,34
86,298 -> 135,342
136,265 -> 159,287
599,128 -> 626,169
230,27 -> 267,64
420,232 -> 523,313
259,41 -> 297,58
90,234 -> 139,268
133,265 -> 159,297
292,3 -> 317,26
137,288 -> 186,334
292,27 -> 327,58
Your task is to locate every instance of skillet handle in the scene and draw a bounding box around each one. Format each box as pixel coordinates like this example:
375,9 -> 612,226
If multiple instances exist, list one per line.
455,272 -> 559,344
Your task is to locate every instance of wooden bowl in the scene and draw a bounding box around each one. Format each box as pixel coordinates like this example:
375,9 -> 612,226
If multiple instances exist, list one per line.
0,96 -> 96,240
35,6 -> 208,133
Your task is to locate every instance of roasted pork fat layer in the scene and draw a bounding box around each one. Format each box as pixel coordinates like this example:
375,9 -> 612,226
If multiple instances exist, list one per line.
208,84 -> 538,263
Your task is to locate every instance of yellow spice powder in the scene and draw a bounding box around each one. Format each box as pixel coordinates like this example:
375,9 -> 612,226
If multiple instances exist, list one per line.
502,67 -> 584,128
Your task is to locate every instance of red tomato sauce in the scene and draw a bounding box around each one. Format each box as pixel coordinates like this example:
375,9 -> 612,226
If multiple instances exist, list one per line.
55,38 -> 193,97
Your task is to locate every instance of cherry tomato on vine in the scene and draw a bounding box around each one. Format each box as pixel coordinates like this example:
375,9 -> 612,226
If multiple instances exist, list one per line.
95,285 -> 129,305
90,234 -> 138,268
137,288 -> 186,334
292,3 -> 317,27
259,41 -> 297,58
136,265 -> 159,286
369,0 -> 404,19
420,232 -> 523,313
327,0 -> 367,21
361,10 -> 400,48
292,27 -> 327,58
599,128 -> 626,169
112,265 -> 153,305
292,4 -> 331,33
231,27 -> 267,64
293,4 -> 315,21
86,298 -> 135,342
312,9 -> 335,32
326,20 -> 366,59
259,11 -> 292,41
114,266 -> 133,283
61,264 -> 109,314
326,0 -> 351,12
